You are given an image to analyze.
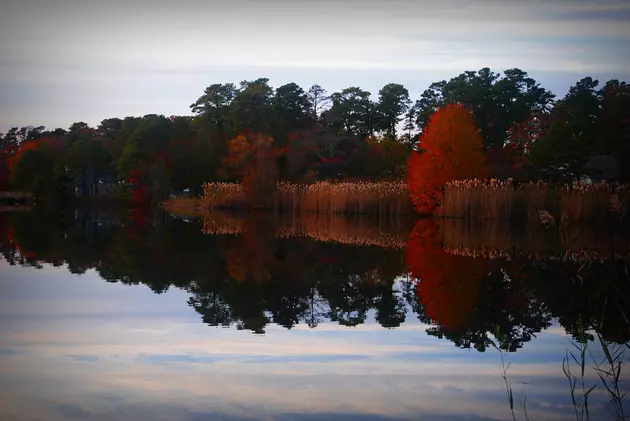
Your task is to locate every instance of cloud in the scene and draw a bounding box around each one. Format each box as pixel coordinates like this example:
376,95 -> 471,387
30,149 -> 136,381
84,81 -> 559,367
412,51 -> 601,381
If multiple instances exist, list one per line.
56,404 -> 91,419
0,0 -> 629,130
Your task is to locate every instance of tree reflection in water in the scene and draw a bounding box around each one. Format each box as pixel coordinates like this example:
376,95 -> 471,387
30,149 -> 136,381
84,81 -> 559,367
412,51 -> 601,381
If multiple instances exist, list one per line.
0,208 -> 628,348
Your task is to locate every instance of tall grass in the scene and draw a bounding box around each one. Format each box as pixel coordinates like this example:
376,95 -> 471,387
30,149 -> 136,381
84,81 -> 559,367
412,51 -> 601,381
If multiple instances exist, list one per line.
201,181 -> 412,216
201,182 -> 248,210
441,179 -> 628,223
495,309 -> 629,421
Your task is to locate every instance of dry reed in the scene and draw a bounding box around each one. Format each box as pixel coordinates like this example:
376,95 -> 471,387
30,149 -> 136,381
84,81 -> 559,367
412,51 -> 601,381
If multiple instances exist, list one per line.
201,182 -> 248,210
201,181 -> 412,216
441,179 -> 630,222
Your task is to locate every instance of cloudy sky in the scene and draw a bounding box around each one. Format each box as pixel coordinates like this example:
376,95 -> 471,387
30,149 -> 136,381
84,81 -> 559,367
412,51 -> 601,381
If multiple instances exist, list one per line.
1,0 -> 629,132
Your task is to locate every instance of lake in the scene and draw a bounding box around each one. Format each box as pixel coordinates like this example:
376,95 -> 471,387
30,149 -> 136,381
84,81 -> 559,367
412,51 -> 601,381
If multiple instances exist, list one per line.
0,208 -> 628,421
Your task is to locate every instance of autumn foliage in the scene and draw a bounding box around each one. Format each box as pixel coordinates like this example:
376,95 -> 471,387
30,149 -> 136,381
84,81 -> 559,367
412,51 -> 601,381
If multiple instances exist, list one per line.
221,132 -> 278,208
7,136 -> 64,173
407,104 -> 488,214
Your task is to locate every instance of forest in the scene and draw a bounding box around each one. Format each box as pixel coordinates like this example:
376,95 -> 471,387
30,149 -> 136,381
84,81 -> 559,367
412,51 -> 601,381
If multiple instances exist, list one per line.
0,68 -> 628,206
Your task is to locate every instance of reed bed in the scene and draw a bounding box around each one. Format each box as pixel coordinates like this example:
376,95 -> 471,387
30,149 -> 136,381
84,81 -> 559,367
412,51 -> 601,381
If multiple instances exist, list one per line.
201,182 -> 248,210
201,181 -> 412,216
198,211 -> 409,249
440,179 -> 629,222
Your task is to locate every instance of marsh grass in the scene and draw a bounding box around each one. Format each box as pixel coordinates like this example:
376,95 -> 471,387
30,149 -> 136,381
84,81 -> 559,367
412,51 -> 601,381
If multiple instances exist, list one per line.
591,334 -> 628,421
201,182 -> 248,210
491,326 -> 527,421
498,313 -> 629,421
201,181 -> 412,216
441,179 -> 629,223
562,316 -> 596,421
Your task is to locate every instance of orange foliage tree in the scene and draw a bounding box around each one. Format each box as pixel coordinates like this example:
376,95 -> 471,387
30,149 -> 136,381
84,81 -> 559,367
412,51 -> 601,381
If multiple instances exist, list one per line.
221,132 -> 278,208
406,219 -> 486,331
7,136 -> 65,173
407,103 -> 488,214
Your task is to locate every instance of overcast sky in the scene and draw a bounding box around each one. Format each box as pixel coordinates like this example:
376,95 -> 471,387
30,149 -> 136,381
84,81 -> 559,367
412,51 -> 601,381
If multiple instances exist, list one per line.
1,0 -> 629,132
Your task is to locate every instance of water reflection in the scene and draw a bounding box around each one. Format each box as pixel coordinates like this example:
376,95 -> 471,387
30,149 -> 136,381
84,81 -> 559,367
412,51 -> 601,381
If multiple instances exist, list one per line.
1,209 -> 628,345
1,208 -> 629,420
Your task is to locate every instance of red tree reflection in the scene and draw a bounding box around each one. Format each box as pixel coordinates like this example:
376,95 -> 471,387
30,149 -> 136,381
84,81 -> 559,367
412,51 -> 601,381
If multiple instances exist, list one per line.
406,219 -> 486,331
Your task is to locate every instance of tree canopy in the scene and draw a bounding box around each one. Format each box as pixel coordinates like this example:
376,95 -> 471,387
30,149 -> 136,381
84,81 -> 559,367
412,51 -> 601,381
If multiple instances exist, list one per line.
1,68 -> 627,202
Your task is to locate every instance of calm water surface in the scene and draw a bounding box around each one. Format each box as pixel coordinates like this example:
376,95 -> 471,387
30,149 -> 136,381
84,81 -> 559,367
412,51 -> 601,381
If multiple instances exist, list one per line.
0,208 -> 628,421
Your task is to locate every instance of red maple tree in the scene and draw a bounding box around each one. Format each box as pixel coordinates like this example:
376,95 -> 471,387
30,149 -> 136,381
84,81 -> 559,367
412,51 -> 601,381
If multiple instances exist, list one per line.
407,104 -> 488,214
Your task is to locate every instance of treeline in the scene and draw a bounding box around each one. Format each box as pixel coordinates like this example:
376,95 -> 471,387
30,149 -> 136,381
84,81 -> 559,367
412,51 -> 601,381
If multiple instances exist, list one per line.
1,68 -> 628,201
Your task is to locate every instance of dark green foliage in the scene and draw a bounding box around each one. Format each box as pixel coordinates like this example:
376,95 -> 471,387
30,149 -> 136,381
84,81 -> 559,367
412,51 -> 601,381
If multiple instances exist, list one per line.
326,87 -> 377,138
412,68 -> 555,149
530,78 -> 630,179
377,83 -> 411,138
232,78 -> 276,134
11,149 -> 57,195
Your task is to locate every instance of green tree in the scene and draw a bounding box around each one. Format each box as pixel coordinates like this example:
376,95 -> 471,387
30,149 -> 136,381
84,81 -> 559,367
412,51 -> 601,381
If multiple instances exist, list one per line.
190,83 -> 237,134
327,87 -> 377,138
274,82 -> 313,136
530,77 -> 601,176
67,122 -> 92,143
598,79 -> 630,180
307,84 -> 331,120
25,126 -> 46,141
377,83 -> 411,137
415,68 -> 555,149
402,102 -> 419,144
1,126 -> 46,147
231,78 -> 275,134
11,149 -> 60,197
65,139 -> 111,195
96,118 -> 123,141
